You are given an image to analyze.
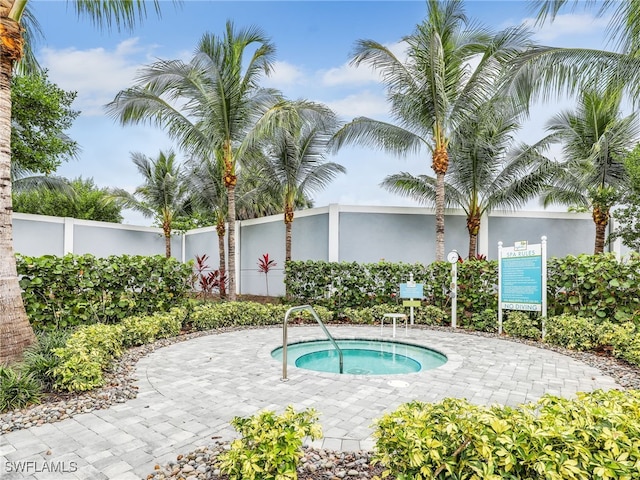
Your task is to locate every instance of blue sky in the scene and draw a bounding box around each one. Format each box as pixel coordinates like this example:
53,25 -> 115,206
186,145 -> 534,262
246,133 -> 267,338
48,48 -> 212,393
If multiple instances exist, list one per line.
29,1 -> 614,225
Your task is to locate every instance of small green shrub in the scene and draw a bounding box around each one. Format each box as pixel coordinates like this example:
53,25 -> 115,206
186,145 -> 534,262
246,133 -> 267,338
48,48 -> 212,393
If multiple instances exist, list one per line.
465,308 -> 498,333
190,302 -> 289,330
0,366 -> 42,412
121,307 -> 186,347
544,313 -> 600,351
503,311 -> 542,340
217,406 -> 322,480
52,324 -> 124,391
20,330 -> 71,390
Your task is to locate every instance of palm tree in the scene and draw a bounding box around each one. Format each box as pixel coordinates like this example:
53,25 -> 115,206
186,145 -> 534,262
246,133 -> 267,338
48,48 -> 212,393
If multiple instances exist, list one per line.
382,97 -> 556,258
106,22 -> 278,301
185,150 -> 228,297
110,150 -> 190,258
253,100 -> 345,262
541,85 -> 639,253
508,1 -> 640,106
0,0 -> 167,365
331,0 -> 534,261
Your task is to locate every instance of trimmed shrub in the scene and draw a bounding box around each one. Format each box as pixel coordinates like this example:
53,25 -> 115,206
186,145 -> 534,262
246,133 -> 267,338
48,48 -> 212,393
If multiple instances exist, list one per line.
190,302 -> 291,330
544,313 -> 600,351
0,366 -> 42,412
121,307 -> 186,347
373,390 -> 640,479
52,324 -> 124,391
217,406 -> 322,480
503,311 -> 542,340
17,253 -> 193,330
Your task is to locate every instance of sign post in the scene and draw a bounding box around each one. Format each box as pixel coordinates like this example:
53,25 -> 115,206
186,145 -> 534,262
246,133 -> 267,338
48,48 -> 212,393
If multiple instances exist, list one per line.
498,237 -> 547,336
447,250 -> 459,328
399,273 -> 423,325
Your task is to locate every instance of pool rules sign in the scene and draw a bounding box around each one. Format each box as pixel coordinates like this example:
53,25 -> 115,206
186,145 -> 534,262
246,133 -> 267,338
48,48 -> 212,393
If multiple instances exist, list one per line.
498,237 -> 548,337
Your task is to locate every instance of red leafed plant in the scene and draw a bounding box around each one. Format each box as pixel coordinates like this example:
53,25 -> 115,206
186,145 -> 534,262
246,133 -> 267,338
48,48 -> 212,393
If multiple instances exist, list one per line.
193,254 -> 226,298
257,253 -> 277,296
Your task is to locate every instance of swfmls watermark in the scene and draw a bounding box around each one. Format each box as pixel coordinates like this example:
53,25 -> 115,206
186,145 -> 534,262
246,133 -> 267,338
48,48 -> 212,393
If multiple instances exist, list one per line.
4,460 -> 78,474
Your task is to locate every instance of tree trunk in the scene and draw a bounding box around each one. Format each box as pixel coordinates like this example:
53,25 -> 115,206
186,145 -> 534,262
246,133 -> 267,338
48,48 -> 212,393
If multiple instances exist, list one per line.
284,205 -> 293,263
216,219 -> 226,299
593,206 -> 609,254
0,15 -> 36,364
163,223 -> 171,258
434,171 -> 446,262
227,183 -> 236,301
466,210 -> 481,259
432,143 -> 448,262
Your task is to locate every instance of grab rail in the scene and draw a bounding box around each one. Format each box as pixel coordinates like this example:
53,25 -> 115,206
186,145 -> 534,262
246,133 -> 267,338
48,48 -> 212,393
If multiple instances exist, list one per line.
282,305 -> 343,380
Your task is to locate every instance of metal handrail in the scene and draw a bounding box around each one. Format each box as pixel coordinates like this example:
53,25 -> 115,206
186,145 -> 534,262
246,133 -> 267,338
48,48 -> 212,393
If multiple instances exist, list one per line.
282,305 -> 343,380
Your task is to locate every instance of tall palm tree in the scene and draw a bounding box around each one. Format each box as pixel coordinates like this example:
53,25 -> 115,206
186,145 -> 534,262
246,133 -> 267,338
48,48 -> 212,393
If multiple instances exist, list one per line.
331,0 -> 534,261
0,0 -> 167,365
106,22 -> 278,301
110,150 -> 190,258
253,100 -> 345,262
541,85 -> 639,253
382,97 -> 556,258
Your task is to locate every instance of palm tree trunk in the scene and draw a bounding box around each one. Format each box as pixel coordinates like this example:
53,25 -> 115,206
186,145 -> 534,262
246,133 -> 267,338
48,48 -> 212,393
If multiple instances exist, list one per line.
284,205 -> 293,263
0,15 -> 36,364
163,224 -> 171,258
216,219 -> 226,299
432,142 -> 448,262
434,171 -> 446,262
227,184 -> 237,301
593,206 -> 609,254
467,209 -> 481,259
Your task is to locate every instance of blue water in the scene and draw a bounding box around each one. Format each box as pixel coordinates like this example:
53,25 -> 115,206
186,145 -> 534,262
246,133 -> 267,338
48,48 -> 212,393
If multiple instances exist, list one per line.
272,339 -> 447,375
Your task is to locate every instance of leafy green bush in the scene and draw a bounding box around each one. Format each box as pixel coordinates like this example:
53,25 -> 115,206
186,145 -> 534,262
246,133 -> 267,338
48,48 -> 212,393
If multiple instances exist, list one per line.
503,311 -> 542,340
20,330 -> 71,390
17,253 -> 193,330
52,324 -> 124,391
544,314 -> 602,351
121,307 -> 186,347
0,366 -> 42,412
217,406 -> 322,480
547,253 -> 640,321
373,390 -> 640,479
190,302 -> 289,330
464,308 -> 498,333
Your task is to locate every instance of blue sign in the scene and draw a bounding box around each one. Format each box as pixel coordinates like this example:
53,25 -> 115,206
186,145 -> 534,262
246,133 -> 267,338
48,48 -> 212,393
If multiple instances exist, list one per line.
500,247 -> 543,311
400,283 -> 424,298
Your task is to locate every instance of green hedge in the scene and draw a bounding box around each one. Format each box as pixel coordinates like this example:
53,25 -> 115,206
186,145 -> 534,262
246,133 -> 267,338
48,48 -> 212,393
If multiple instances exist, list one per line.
17,253 -> 193,330
285,254 -> 640,322
373,390 -> 640,479
285,259 -> 496,315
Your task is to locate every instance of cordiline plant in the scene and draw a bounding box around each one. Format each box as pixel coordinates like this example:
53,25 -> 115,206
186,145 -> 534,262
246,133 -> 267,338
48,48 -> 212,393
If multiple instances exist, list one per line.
192,254 -> 226,299
257,253 -> 277,296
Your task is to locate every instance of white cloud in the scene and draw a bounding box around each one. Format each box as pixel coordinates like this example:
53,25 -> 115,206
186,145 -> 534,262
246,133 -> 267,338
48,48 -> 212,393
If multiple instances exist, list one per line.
262,60 -> 306,88
521,13 -> 610,43
326,90 -> 389,119
321,40 -> 407,87
39,38 -> 153,116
